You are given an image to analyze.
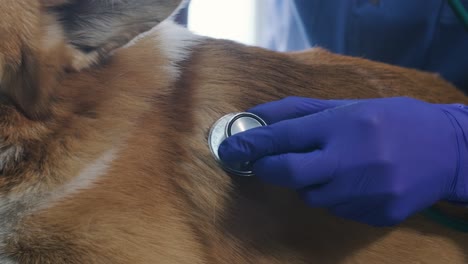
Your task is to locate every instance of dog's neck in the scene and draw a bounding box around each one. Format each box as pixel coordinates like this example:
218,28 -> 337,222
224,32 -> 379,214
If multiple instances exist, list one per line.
0,21 -> 203,255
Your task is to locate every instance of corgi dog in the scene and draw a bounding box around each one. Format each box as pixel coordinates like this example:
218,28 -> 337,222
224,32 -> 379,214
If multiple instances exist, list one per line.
0,0 -> 467,263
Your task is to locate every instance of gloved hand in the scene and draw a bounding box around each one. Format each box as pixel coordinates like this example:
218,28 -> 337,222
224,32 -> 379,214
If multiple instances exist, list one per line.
218,96 -> 468,226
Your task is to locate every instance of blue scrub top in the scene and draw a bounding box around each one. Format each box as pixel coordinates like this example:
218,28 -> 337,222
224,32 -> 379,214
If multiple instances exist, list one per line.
259,0 -> 468,93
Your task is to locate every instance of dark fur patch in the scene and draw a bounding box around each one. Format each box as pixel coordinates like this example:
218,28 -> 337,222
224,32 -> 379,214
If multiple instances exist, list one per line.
1,47 -> 48,119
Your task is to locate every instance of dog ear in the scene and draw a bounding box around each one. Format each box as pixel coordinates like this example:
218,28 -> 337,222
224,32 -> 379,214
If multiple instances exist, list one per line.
1,0 -> 183,119
46,0 -> 184,70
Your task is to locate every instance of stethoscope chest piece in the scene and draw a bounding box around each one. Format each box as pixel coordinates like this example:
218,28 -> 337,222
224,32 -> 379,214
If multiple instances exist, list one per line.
208,112 -> 267,176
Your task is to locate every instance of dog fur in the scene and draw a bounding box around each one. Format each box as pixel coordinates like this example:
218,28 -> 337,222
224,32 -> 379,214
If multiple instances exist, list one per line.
0,0 -> 467,263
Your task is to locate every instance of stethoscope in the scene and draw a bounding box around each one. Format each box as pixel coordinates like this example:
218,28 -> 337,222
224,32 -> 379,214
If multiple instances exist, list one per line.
208,112 -> 267,176
449,0 -> 468,31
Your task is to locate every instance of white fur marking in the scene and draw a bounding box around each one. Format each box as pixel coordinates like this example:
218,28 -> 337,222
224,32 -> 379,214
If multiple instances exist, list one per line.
156,20 -> 203,79
42,20 -> 65,52
123,20 -> 203,80
0,148 -> 118,258
40,148 -> 118,209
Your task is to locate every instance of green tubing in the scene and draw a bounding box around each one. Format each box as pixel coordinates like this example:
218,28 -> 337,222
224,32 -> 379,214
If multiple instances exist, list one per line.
422,207 -> 468,233
448,0 -> 468,31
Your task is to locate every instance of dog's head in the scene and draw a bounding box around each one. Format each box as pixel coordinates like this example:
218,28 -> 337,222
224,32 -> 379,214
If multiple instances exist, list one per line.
0,0 -> 182,119
0,0 -> 182,197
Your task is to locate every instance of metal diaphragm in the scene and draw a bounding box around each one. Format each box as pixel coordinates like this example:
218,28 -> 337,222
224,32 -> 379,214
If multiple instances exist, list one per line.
208,112 -> 267,176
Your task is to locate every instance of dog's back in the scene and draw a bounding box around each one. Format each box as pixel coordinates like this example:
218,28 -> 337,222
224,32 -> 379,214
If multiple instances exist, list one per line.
0,1 -> 467,263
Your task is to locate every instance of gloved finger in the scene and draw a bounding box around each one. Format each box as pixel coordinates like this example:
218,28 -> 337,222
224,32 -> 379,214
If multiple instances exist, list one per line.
252,150 -> 337,189
218,112 -> 334,163
248,96 -> 356,124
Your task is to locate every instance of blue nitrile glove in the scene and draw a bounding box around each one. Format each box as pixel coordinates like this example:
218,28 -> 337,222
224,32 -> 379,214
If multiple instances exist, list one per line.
218,97 -> 468,226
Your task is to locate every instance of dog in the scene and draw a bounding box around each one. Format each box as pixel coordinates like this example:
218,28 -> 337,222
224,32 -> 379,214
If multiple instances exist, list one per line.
0,0 -> 467,263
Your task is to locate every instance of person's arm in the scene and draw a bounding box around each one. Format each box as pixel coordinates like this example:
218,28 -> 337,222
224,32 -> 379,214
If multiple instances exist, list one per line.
219,96 -> 468,226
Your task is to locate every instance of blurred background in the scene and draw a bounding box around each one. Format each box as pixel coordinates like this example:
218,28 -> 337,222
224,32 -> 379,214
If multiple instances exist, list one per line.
176,0 -> 309,52
185,0 -> 263,46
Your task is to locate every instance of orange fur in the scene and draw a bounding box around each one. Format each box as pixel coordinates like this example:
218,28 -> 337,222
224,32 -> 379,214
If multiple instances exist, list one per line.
0,1 -> 467,263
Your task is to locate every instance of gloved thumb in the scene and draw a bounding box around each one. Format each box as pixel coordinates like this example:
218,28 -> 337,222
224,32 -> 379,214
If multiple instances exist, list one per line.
218,109 -> 336,163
